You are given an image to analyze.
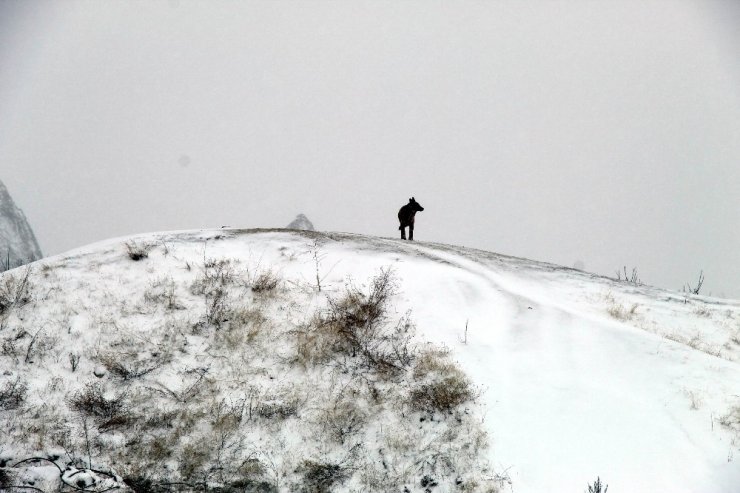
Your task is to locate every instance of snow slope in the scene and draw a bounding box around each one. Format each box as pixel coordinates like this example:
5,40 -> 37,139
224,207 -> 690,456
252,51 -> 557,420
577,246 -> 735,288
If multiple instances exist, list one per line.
2,229 -> 739,492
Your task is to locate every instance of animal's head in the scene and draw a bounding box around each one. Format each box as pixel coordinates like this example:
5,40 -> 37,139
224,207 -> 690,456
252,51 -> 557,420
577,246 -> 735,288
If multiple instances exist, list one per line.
409,197 -> 424,212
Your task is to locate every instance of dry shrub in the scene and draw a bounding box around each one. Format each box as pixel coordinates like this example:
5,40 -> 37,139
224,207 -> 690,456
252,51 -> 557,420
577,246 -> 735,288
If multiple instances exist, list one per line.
0,468 -> 17,489
215,307 -> 266,348
210,399 -> 243,433
251,270 -> 280,293
317,392 -> 367,445
153,367 -> 213,404
236,457 -> 266,479
294,314 -> 336,368
303,269 -> 416,377
99,350 -> 171,381
413,347 -> 457,380
179,442 -> 210,481
297,460 -> 346,493
694,306 -> 711,318
144,435 -> 176,462
191,258 -> 236,329
410,349 -> 474,413
1,335 -> 18,358
125,241 -> 153,261
245,386 -> 301,421
191,258 -> 235,296
0,267 -> 32,316
16,406 -> 73,451
410,376 -> 474,414
226,476 -> 276,493
141,408 -> 180,431
255,400 -> 298,420
23,328 -> 59,364
607,301 -> 638,321
719,405 -> 740,433
67,382 -> 131,428
143,276 -> 184,310
120,474 -> 159,493
0,377 -> 27,410
731,330 -> 740,346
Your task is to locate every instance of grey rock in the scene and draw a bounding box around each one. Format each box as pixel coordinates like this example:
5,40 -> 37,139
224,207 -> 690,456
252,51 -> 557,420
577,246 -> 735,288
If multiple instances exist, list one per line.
286,214 -> 315,231
0,179 -> 42,269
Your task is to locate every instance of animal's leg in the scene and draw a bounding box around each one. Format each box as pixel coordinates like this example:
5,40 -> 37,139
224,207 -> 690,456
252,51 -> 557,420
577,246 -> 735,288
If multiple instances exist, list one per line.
409,224 -> 414,241
400,227 -> 406,240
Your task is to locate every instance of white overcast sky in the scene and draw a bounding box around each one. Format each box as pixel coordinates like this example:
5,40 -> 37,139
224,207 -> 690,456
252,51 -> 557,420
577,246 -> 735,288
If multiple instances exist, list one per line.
1,0 -> 739,297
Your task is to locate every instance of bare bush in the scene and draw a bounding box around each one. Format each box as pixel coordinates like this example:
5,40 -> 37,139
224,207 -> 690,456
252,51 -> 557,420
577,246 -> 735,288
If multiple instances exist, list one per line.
413,347 -> 456,380
614,266 -> 641,285
204,287 -> 230,328
297,460 -> 347,493
1,329 -> 28,359
213,307 -> 266,349
0,467 -> 16,489
410,349 -> 474,413
99,350 -> 170,381
294,314 -> 335,368
67,382 -> 131,429
179,443 -> 210,482
191,258 -> 236,329
718,405 -> 740,433
227,475 -> 276,493
251,270 -> 280,294
120,474 -> 159,493
23,328 -> 59,364
317,393 -> 367,445
683,270 -> 705,295
410,375 -> 474,414
125,241 -> 153,261
255,400 -> 298,421
694,305 -> 711,318
306,269 -> 416,377
191,258 -> 234,296
143,276 -> 184,310
0,267 -> 32,316
69,352 -> 81,372
606,302 -> 638,321
0,377 -> 27,410
586,476 -> 609,493
243,386 -> 300,422
150,366 -> 214,405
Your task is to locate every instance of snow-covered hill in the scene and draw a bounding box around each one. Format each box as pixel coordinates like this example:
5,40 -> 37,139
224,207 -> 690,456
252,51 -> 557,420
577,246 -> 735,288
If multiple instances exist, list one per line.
1,229 -> 739,492
0,179 -> 42,268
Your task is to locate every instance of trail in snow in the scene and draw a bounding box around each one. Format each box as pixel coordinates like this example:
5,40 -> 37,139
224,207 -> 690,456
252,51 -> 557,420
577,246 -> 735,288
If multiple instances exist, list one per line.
331,235 -> 740,493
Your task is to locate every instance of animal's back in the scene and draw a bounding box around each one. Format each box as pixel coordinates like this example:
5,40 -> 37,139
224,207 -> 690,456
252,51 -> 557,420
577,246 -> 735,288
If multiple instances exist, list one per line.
398,205 -> 409,228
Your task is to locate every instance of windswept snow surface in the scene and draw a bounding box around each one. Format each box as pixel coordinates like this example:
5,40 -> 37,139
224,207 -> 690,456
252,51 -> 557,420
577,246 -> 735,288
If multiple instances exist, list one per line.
5,229 -> 740,492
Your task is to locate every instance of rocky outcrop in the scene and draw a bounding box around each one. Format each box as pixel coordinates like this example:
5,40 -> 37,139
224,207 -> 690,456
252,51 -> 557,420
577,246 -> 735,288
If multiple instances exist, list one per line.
286,213 -> 315,231
0,179 -> 42,268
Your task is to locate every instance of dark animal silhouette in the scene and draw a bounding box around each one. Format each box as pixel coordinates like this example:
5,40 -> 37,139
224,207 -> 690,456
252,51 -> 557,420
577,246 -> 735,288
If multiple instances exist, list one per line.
398,197 -> 424,240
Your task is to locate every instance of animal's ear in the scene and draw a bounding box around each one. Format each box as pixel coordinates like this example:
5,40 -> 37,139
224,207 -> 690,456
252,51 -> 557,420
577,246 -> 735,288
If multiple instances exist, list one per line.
408,197 -> 413,202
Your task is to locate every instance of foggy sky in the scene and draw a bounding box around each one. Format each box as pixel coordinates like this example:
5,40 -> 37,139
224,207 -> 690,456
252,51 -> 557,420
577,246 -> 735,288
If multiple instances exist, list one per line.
1,0 -> 739,297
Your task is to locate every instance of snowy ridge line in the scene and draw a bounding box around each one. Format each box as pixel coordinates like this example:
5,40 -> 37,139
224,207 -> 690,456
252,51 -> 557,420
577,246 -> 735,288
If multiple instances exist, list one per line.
0,229 -> 739,492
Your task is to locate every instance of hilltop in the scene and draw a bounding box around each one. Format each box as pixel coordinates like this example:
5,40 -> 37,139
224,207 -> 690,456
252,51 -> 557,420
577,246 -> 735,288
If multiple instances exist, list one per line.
0,229 -> 739,492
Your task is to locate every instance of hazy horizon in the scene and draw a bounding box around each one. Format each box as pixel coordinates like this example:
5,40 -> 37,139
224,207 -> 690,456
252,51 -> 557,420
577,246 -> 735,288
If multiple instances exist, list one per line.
1,0 -> 739,297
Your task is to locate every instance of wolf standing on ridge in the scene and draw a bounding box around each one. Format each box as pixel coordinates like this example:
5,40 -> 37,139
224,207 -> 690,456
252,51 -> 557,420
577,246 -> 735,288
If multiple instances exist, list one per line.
398,197 -> 424,241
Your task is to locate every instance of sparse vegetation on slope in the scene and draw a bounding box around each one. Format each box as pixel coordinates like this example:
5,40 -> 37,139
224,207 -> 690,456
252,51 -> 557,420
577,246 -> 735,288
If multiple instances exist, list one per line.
0,233 -> 494,492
